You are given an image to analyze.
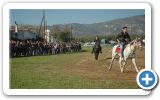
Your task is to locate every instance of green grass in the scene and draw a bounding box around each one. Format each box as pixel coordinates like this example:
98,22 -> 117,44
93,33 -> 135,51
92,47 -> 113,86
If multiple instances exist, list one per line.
10,45 -> 142,89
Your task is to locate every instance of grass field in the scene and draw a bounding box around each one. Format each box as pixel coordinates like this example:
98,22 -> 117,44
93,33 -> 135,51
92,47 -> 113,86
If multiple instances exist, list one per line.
10,45 -> 145,89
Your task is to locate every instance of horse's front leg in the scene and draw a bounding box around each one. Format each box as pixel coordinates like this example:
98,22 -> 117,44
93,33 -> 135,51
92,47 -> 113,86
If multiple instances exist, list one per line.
132,58 -> 139,73
121,59 -> 126,73
95,53 -> 99,60
108,56 -> 115,70
119,57 -> 123,72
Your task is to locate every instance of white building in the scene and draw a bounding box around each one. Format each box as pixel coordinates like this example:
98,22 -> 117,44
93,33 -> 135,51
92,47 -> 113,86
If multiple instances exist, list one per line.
45,29 -> 50,43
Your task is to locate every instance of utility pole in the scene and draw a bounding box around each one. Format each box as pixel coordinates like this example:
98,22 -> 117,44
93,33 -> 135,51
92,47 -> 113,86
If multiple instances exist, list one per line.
43,10 -> 46,39
39,13 -> 44,37
38,10 -> 46,41
70,25 -> 73,42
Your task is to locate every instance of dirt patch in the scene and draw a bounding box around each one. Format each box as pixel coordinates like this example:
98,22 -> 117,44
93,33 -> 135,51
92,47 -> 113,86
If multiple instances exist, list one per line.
71,49 -> 144,84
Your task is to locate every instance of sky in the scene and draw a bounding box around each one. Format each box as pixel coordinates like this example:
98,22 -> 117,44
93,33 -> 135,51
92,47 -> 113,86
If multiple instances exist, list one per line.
10,9 -> 144,25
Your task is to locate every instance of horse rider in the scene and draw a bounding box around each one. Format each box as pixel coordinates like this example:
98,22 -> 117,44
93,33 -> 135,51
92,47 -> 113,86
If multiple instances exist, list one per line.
92,35 -> 102,52
116,26 -> 131,60
92,35 -> 102,60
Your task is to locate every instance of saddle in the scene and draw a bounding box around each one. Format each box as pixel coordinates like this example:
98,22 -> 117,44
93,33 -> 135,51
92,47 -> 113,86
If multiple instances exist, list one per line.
115,46 -> 135,58
116,47 -> 121,53
115,45 -> 126,54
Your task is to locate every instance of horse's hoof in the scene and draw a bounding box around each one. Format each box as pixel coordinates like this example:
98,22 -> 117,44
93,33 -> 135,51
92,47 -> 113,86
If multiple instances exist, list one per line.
108,66 -> 111,70
121,70 -> 124,73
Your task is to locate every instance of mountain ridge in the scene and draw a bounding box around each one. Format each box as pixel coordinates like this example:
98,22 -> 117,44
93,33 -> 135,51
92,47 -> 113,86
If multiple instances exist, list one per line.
49,15 -> 145,36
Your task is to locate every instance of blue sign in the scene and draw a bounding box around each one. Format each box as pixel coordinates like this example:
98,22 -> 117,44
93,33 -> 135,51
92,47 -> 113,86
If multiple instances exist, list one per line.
136,69 -> 158,90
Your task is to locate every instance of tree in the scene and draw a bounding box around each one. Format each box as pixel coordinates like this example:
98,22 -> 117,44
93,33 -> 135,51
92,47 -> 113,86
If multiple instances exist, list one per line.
51,25 -> 73,42
52,25 -> 61,39
63,25 -> 72,42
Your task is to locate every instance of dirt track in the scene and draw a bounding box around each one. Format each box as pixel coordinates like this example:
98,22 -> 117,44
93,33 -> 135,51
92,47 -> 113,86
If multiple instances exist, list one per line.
66,47 -> 145,88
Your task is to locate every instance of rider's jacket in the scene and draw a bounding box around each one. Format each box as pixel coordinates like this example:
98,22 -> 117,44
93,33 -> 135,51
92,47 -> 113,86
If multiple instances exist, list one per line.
94,39 -> 101,47
116,32 -> 131,44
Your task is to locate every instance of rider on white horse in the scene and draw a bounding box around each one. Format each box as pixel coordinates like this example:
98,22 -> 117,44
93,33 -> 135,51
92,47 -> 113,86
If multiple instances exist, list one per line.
108,26 -> 139,73
116,26 -> 131,61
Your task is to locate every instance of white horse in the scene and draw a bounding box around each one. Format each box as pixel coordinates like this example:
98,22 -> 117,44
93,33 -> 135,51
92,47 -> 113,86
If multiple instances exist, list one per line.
108,39 -> 139,73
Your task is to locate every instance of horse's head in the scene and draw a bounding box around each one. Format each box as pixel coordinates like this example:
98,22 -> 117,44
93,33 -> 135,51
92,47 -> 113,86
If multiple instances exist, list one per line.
129,38 -> 139,51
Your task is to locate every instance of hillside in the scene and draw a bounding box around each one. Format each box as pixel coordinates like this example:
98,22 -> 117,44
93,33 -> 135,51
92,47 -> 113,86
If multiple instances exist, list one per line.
50,15 -> 145,36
